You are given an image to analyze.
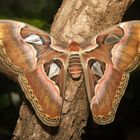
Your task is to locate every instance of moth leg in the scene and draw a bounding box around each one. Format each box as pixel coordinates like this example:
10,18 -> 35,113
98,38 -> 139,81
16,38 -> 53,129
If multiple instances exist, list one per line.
90,64 -> 129,125
18,65 -> 62,126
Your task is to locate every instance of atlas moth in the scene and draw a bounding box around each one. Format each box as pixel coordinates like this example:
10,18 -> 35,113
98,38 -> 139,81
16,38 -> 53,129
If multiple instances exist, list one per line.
0,20 -> 140,126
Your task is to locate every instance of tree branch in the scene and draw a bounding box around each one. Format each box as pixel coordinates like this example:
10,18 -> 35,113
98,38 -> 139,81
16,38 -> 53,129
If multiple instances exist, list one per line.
12,0 -> 134,139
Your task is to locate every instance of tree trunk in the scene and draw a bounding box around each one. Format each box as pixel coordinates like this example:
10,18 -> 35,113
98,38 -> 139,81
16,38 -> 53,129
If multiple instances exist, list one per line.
12,0 -> 134,139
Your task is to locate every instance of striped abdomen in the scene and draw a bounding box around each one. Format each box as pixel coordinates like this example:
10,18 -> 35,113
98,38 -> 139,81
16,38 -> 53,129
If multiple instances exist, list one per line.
68,54 -> 82,79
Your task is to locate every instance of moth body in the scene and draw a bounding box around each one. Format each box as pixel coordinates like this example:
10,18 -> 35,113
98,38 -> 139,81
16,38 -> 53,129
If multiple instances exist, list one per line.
68,53 -> 82,79
67,41 -> 83,79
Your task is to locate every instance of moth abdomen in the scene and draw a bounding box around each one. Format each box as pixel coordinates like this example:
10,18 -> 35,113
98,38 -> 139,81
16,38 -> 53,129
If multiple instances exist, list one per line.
68,54 -> 82,80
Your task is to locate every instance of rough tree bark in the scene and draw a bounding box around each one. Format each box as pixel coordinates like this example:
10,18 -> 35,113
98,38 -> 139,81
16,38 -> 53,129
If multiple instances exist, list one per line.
12,0 -> 134,139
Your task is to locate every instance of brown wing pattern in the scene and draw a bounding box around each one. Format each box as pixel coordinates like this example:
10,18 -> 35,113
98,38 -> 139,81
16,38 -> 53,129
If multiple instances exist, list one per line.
0,20 -> 67,126
82,21 -> 140,124
0,19 -> 140,126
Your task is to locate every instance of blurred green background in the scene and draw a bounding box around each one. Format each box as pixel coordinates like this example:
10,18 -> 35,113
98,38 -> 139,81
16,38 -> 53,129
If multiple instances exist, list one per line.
0,0 -> 140,140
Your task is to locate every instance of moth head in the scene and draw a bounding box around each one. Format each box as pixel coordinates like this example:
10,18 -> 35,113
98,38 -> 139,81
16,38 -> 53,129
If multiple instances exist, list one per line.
67,41 -> 80,52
